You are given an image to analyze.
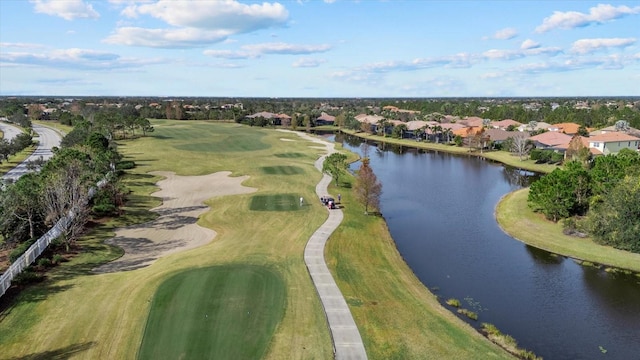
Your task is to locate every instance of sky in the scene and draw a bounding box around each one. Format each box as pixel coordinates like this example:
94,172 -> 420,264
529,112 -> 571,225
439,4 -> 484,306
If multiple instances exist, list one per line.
1,0 -> 639,97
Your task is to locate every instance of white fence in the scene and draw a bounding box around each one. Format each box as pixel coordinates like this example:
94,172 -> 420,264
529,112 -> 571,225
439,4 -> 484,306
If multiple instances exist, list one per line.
0,179 -> 106,298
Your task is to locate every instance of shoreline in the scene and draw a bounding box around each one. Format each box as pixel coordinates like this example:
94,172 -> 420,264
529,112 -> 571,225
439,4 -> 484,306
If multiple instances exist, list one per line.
336,128 -> 558,174
495,188 -> 640,274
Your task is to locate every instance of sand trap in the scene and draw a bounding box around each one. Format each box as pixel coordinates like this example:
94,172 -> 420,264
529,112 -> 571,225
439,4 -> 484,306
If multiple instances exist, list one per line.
280,138 -> 296,142
94,171 -> 256,273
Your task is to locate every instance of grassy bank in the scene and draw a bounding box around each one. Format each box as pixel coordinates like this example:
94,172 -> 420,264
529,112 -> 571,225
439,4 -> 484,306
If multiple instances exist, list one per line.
340,128 -> 558,174
0,145 -> 36,177
496,188 -> 640,273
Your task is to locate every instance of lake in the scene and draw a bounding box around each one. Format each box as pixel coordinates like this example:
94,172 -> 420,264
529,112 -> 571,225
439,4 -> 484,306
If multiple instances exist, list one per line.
333,133 -> 640,360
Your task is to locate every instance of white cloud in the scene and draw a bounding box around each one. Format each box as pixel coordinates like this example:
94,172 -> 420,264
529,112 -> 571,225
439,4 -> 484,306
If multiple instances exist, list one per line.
203,42 -> 332,59
31,0 -> 99,20
202,49 -> 255,60
292,58 -> 327,68
105,27 -> 232,48
570,38 -> 636,54
520,39 -> 540,50
0,47 -> 164,70
242,42 -> 331,55
536,4 -> 640,33
107,0 -> 289,48
492,28 -> 518,40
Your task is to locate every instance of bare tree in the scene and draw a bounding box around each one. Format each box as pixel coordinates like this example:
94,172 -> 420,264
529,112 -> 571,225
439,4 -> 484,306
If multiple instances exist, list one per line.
511,133 -> 531,161
354,157 -> 382,215
42,160 -> 91,249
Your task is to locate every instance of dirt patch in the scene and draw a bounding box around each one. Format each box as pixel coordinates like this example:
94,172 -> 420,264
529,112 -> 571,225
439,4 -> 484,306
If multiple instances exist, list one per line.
93,171 -> 256,273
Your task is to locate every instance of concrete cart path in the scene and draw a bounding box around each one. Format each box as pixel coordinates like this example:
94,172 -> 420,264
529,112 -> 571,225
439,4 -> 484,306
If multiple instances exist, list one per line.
280,130 -> 368,360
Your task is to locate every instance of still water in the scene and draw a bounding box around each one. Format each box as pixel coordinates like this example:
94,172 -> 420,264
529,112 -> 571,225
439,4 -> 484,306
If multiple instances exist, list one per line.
333,134 -> 640,360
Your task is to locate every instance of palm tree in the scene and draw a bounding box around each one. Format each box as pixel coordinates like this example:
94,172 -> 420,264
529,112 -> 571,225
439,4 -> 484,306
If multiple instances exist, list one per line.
433,125 -> 443,143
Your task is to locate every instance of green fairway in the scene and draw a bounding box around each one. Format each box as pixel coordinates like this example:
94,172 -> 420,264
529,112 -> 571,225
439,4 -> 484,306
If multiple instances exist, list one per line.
174,125 -> 270,152
138,264 -> 286,360
250,194 -> 307,211
273,152 -> 307,159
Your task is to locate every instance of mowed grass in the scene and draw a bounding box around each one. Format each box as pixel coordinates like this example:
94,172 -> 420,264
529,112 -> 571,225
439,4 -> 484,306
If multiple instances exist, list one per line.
250,194 -> 306,211
138,264 -> 286,360
0,121 -> 334,360
496,188 -> 640,272
1,121 -> 513,359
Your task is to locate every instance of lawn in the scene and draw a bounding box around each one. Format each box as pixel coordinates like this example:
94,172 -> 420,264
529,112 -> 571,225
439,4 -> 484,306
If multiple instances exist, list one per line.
138,264 -> 286,360
0,121 -> 513,359
496,188 -> 640,272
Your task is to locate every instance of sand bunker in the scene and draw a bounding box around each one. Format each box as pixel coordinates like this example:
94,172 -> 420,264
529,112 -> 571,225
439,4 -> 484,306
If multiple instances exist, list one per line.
280,138 -> 296,142
94,171 -> 256,273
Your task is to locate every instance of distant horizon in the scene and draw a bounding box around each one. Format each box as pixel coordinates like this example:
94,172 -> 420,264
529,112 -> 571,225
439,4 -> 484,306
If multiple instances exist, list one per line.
1,1 -> 639,97
2,95 -> 640,100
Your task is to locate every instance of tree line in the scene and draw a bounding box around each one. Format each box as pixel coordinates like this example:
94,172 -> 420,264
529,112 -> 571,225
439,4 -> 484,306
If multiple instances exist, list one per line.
0,110 -> 152,270
527,149 -> 640,253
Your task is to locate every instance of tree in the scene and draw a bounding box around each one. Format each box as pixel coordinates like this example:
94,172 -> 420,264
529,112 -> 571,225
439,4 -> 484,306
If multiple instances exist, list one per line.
42,159 -> 92,250
354,157 -> 382,215
510,133 -> 532,161
587,175 -> 640,252
1,173 -> 44,242
528,161 -> 591,221
322,153 -> 348,187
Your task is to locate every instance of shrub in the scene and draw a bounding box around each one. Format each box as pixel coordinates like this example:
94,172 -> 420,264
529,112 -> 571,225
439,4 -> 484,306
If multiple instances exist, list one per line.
116,160 -> 135,170
52,254 -> 65,264
37,257 -> 52,268
9,239 -> 36,262
457,308 -> 478,320
92,203 -> 117,217
12,268 -> 43,285
446,298 -> 461,307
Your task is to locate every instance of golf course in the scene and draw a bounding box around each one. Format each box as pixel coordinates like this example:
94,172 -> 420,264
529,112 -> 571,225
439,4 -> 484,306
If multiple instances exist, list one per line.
0,120 -> 511,359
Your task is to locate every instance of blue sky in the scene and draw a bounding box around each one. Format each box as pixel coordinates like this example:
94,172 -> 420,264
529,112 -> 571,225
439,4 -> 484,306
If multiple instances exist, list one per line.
1,0 -> 639,97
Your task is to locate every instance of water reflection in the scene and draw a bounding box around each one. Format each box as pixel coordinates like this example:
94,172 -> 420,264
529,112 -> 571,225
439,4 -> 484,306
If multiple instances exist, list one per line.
525,245 -> 564,265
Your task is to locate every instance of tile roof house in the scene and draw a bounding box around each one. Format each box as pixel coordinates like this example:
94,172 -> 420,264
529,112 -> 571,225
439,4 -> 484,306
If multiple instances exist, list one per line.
529,131 -> 573,149
587,132 -> 640,155
484,128 -> 524,144
548,122 -> 582,135
315,112 -> 335,125
459,116 -> 485,127
491,119 -> 522,130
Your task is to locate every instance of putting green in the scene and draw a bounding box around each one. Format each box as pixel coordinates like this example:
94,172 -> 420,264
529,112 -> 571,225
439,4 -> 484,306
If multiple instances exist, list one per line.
138,264 -> 286,360
249,194 -> 307,211
260,165 -> 305,175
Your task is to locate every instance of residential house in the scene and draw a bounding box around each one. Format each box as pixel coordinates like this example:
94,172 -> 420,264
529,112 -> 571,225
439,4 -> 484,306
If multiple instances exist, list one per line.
548,122 -> 582,135
587,132 -> 640,155
529,131 -> 573,150
491,119 -> 522,130
484,128 -> 524,146
315,112 -> 335,126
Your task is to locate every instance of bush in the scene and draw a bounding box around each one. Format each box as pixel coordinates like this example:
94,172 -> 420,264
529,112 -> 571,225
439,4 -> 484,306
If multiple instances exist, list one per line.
116,160 -> 135,170
52,254 -> 65,264
12,268 -> 43,285
9,239 -> 36,262
92,203 -> 117,217
457,308 -> 478,320
446,298 -> 461,307
37,257 -> 52,268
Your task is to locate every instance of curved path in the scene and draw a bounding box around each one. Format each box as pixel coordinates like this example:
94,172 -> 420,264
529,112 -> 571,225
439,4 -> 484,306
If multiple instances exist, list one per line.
2,123 -> 62,182
0,122 -> 23,142
282,130 -> 367,360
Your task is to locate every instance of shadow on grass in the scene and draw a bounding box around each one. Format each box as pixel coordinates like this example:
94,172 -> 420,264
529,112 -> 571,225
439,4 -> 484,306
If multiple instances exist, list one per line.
5,341 -> 96,360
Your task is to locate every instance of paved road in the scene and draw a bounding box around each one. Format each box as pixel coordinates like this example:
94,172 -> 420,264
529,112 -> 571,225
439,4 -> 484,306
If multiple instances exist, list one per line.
0,122 -> 23,142
2,124 -> 63,182
283,130 -> 368,360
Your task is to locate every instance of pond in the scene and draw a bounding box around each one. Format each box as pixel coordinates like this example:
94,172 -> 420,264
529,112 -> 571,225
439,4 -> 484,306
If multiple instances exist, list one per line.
333,133 -> 640,360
